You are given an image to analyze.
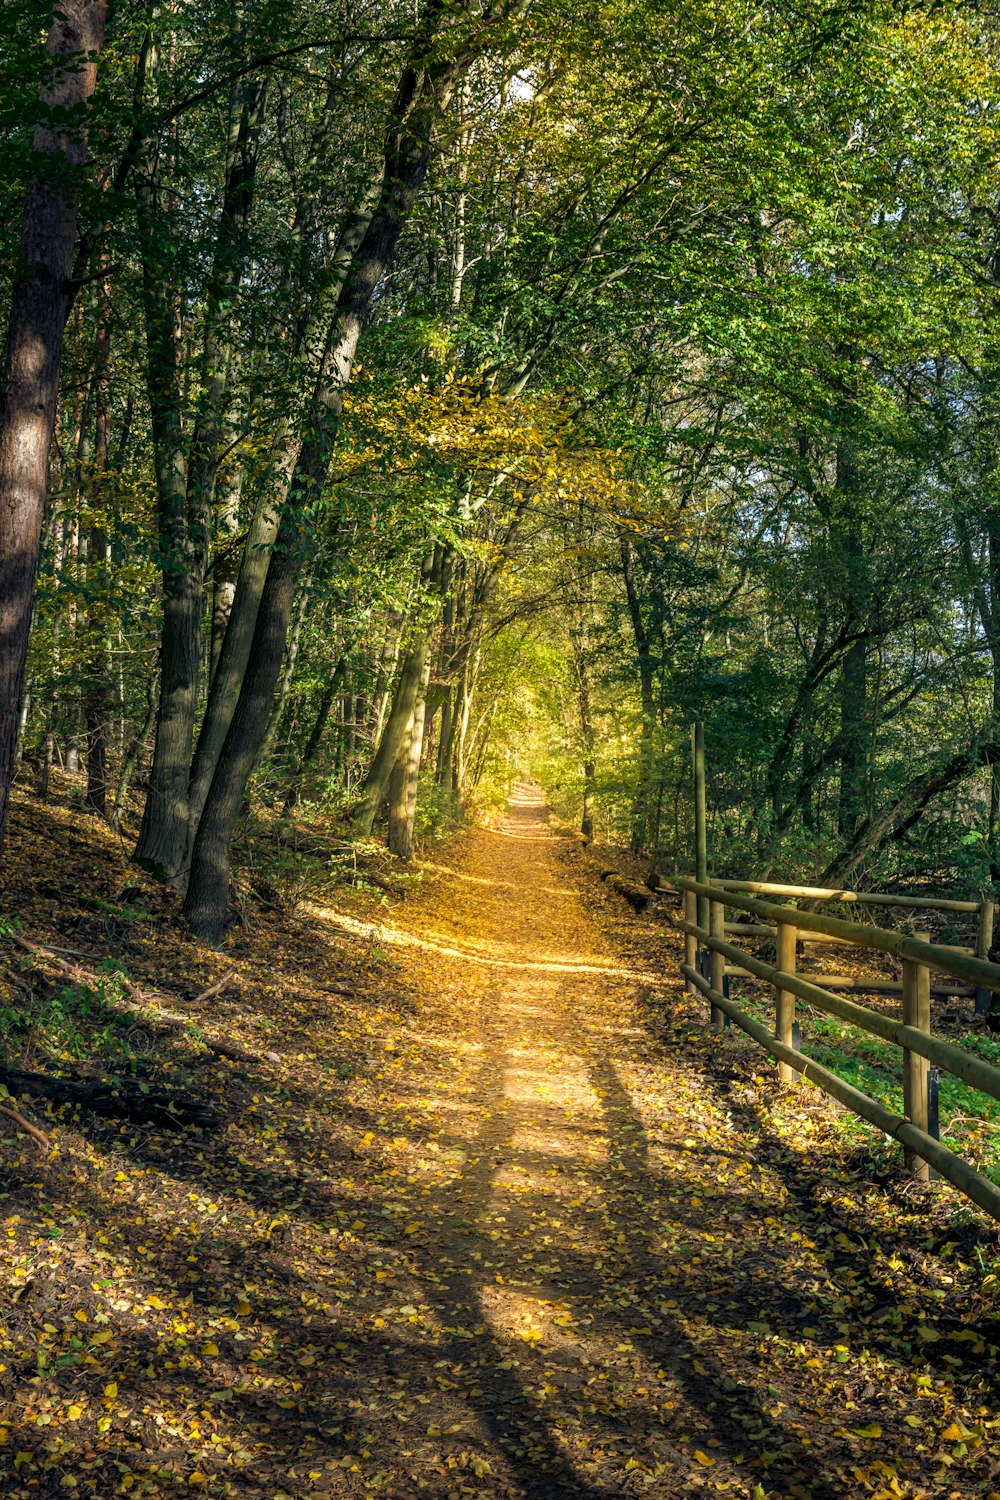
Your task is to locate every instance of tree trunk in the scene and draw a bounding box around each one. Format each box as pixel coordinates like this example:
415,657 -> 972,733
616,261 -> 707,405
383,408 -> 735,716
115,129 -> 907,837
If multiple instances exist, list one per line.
189,487 -> 282,831
452,643 -> 481,797
136,64 -> 267,877
186,171 -> 383,845
183,6 -> 493,941
621,538 -> 655,854
387,658 -> 431,858
131,33 -> 199,881
354,629 -> 434,836
256,576 -> 310,769
578,662 -> 596,843
183,507 -> 303,941
210,460 -> 244,683
0,0 -> 107,854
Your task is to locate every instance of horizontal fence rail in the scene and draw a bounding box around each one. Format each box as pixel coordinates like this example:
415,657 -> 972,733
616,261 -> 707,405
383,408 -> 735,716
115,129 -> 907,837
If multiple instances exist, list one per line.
664,874 -> 1000,1225
695,877 -> 984,915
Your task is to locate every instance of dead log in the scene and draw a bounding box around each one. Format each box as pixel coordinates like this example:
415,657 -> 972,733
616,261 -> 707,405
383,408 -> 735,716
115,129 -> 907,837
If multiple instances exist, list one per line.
602,872 -> 656,913
0,1067 -> 220,1130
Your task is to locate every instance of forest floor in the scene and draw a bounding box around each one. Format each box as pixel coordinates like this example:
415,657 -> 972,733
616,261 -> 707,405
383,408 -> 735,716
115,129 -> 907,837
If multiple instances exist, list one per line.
1,784 -> 1000,1499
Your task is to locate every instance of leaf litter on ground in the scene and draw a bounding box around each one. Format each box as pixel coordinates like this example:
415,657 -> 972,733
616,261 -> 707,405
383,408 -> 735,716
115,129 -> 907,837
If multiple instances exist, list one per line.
0,785 -> 998,1498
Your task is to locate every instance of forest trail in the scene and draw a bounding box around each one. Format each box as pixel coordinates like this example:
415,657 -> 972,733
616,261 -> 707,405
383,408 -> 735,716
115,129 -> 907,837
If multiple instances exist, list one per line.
303,785 -> 996,1500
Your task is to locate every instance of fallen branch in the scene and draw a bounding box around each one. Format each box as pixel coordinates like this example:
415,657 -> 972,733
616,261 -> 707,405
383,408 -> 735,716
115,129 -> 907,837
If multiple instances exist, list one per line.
8,938 -> 273,1069
0,1102 -> 50,1153
10,935 -> 234,1012
189,970 -> 235,1005
0,1067 -> 220,1130
205,1037 -> 281,1065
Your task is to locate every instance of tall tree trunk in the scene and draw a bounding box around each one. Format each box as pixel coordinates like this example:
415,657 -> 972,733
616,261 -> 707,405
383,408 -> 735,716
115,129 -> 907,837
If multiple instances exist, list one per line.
131,32 -> 199,880
354,629 -> 434,835
576,651 -> 596,842
184,505 -> 302,940
185,9 -> 479,941
186,173 -> 384,845
370,610 -> 403,747
387,658 -> 431,858
452,642 -> 481,797
436,689 -> 456,784
621,538 -> 655,854
257,577 -> 311,769
0,0 -> 107,856
136,63 -> 267,877
210,460 -> 244,683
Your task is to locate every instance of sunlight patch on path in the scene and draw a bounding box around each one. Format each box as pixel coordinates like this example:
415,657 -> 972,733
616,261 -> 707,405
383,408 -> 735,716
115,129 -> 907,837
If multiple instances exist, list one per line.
307,902 -> 665,984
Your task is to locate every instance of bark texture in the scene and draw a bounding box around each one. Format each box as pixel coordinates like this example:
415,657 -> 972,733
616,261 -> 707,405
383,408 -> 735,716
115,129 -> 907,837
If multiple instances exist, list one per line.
0,0 -> 107,855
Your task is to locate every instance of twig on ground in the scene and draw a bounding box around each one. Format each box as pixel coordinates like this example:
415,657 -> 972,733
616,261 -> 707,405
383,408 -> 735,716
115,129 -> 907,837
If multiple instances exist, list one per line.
189,970 -> 235,1005
8,934 -> 285,1076
0,1102 -> 50,1153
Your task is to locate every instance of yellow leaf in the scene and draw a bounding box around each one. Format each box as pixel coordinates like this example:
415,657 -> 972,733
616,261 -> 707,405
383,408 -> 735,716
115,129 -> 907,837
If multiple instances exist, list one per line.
943,1422 -> 968,1442
201,1342 -> 219,1358
694,1450 -> 715,1466
103,1382 -> 118,1398
67,1404 -> 84,1420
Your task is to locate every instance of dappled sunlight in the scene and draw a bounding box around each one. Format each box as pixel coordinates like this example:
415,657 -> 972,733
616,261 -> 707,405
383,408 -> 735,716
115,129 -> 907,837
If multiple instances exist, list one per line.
417,858 -> 577,898
307,901 -> 664,982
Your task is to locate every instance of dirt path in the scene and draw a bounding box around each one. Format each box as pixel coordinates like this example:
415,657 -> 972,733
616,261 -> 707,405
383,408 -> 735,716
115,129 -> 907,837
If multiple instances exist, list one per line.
310,787 -> 998,1499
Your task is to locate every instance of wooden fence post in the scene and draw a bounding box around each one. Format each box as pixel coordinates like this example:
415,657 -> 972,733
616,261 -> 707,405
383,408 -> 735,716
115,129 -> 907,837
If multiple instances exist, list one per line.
902,957 -> 931,1183
976,899 -> 995,1017
710,897 -> 726,1032
775,919 -> 797,1083
684,889 -> 697,998
978,898 -> 995,962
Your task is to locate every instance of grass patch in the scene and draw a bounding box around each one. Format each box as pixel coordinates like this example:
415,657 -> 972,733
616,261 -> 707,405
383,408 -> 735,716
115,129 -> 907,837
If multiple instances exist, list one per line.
726,979 -> 1000,1186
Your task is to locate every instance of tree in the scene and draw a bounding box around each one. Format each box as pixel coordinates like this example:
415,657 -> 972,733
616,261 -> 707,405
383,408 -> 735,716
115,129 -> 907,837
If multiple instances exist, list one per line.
0,0 -> 107,858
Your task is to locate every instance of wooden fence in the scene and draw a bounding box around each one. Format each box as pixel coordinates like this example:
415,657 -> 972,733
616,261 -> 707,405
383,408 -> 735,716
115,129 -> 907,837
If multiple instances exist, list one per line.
661,874 -> 1000,1224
